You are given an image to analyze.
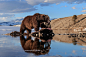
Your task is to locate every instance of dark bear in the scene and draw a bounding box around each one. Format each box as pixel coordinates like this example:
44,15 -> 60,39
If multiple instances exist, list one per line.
20,13 -> 51,34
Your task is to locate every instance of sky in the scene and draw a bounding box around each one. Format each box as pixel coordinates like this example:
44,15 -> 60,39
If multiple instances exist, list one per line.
0,0 -> 86,22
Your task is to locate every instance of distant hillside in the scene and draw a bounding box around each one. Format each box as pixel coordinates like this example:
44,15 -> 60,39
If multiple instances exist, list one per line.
51,14 -> 86,29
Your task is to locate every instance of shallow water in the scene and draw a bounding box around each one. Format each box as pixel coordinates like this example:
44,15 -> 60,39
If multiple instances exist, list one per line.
0,26 -> 86,57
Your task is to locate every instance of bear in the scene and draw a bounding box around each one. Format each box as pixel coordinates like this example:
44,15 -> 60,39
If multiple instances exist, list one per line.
20,13 -> 51,34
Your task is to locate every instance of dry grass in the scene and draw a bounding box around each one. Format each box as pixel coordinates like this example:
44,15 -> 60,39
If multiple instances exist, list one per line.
51,14 -> 86,29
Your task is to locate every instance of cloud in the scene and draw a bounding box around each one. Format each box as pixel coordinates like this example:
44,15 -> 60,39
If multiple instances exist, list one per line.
83,7 -> 86,9
15,17 -> 24,19
81,10 -> 86,12
0,16 -> 24,22
0,0 -> 86,13
61,5 -> 67,7
44,0 -> 48,2
0,13 -> 15,22
0,17 -> 8,22
72,6 -> 76,9
0,0 -> 24,1
0,13 -> 14,17
0,13 -> 24,22
0,1 -> 36,13
25,0 -> 86,5
40,3 -> 51,6
71,5 -> 77,9
25,0 -> 44,5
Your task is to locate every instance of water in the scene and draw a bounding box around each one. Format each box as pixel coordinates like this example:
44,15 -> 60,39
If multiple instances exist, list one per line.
0,26 -> 86,57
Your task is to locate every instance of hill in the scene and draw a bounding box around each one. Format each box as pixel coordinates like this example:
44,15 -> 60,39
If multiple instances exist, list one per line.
51,14 -> 86,29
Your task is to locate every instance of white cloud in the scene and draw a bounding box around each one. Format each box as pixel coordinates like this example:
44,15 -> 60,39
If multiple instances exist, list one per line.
0,16 -> 24,22
0,13 -> 15,22
0,13 -> 14,17
44,0 -> 48,2
83,7 -> 86,9
25,0 -> 86,5
72,6 -> 76,9
72,5 -> 77,9
81,10 -> 86,12
0,0 -> 85,13
0,0 -> 22,1
0,1 -> 36,13
25,0 -> 44,5
0,17 -> 8,22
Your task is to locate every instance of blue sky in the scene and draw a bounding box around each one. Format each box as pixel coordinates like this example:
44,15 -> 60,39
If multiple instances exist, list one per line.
0,0 -> 86,22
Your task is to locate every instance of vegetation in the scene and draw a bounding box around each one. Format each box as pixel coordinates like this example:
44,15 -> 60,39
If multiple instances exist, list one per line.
72,15 -> 77,24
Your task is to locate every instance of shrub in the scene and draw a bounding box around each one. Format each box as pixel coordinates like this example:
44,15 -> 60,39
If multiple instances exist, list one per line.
72,15 -> 77,24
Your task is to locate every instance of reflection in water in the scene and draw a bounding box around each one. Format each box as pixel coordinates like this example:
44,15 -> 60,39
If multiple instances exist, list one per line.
53,30 -> 86,46
68,33 -> 86,45
2,29 -> 86,56
20,35 -> 51,55
6,28 -> 54,55
72,38 -> 77,45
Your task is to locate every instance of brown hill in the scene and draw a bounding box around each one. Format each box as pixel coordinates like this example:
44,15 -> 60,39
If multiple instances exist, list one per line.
51,14 -> 86,29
